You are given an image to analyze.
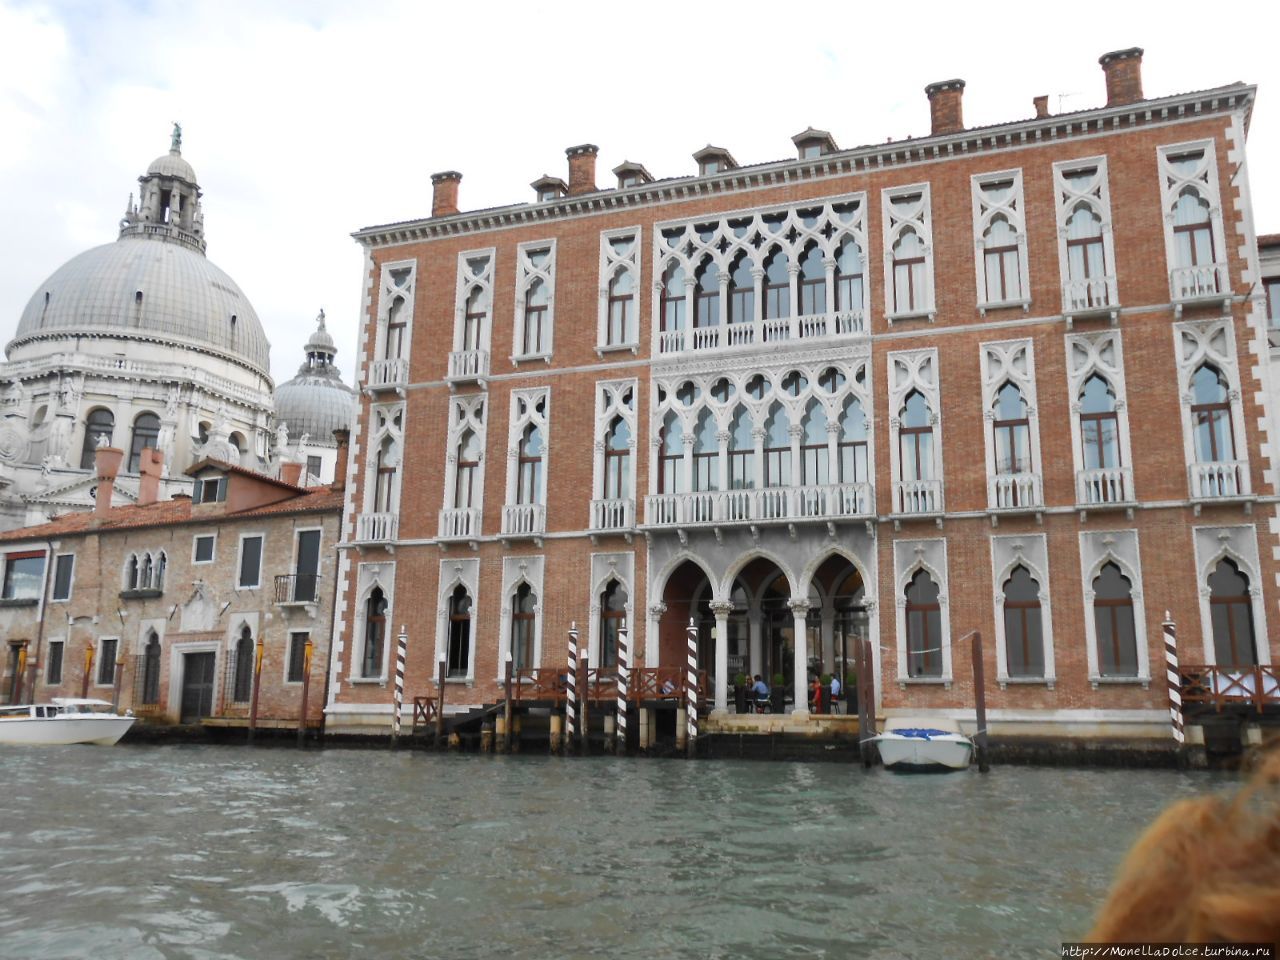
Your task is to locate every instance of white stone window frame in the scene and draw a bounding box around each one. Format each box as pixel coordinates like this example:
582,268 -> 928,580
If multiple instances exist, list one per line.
236,531 -> 266,591
191,533 -> 216,565
649,193 -> 871,356
1191,524 -> 1271,666
435,557 -> 480,683
1078,529 -> 1150,685
373,258 -> 416,368
892,537 -> 951,685
592,379 -> 638,517
1065,330 -> 1136,504
122,548 -> 167,591
881,183 -> 936,323
887,348 -> 943,514
1173,318 -> 1249,497
598,227 -> 642,355
988,534 -> 1056,686
980,338 -> 1044,511
135,619 -> 166,660
512,239 -> 556,363
442,395 -> 487,513
453,247 -> 496,354
1053,155 -> 1120,319
498,556 -> 545,679
50,552 -> 75,603
168,638 -> 220,722
971,169 -> 1031,314
588,552 -> 635,668
364,402 -> 405,516
647,357 -> 874,498
504,387 -> 551,507
350,560 -> 394,685
1157,139 -> 1229,305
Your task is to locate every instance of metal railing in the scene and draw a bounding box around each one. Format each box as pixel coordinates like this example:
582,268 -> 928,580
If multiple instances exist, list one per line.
656,309 -> 865,358
369,357 -> 408,389
893,479 -> 943,515
501,503 -> 546,537
590,498 -> 634,531
1076,466 -> 1131,505
1170,263 -> 1225,302
989,472 -> 1042,510
644,482 -> 873,527
1180,664 -> 1280,714
447,349 -> 490,381
438,507 -> 480,539
1062,275 -> 1116,314
275,573 -> 320,604
1189,460 -> 1249,499
355,512 -> 398,542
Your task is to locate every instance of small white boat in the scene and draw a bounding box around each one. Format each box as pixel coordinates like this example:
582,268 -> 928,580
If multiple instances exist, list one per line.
0,698 -> 135,746
873,716 -> 974,771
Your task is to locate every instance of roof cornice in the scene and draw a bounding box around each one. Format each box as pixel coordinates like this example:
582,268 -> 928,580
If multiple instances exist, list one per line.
352,83 -> 1254,249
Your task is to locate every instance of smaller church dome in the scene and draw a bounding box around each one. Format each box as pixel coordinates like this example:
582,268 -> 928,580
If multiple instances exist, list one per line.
145,122 -> 197,183
274,310 -> 356,443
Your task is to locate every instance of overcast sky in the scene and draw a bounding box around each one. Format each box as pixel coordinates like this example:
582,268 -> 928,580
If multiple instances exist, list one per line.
1,0 -> 1277,388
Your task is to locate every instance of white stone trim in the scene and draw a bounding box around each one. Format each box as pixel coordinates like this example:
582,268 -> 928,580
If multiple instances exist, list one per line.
363,402 -> 405,516
598,226 -> 641,352
1191,524 -> 1270,666
374,258 -> 416,367
512,238 -> 556,361
504,387 -> 550,510
592,379 -> 637,512
988,533 -> 1055,684
1078,529 -> 1150,683
970,168 -> 1031,313
1172,318 -> 1249,494
1065,330 -> 1135,500
881,182 -> 935,321
499,555 -> 545,674
588,552 -> 635,666
442,395 -> 487,513
892,537 -> 951,683
979,338 -> 1042,508
1053,155 -> 1119,309
453,247 -> 496,353
349,560 -> 394,684
1156,139 -> 1229,284
435,557 -> 479,681
887,348 -> 942,511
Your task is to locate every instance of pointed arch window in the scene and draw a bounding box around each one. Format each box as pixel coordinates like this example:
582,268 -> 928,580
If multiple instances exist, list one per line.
517,423 -> 544,505
899,390 -> 934,482
1190,364 -> 1234,463
834,240 -> 864,313
463,286 -> 487,351
692,411 -> 718,492
512,583 -> 536,670
454,429 -> 481,509
125,554 -> 139,591
607,270 -> 635,346
127,413 -> 161,473
603,416 -> 631,499
1079,374 -> 1120,472
1172,189 -> 1215,270
728,255 -> 754,325
1002,566 -> 1044,678
1093,562 -> 1138,677
658,412 -> 684,495
1065,204 -> 1105,284
521,277 -> 549,356
728,407 -> 754,490
992,382 -> 1030,476
763,405 -> 792,487
232,626 -> 254,702
839,397 -> 869,484
374,434 -> 398,513
891,229 -> 926,314
1208,559 -> 1257,667
362,587 -> 387,678
763,248 -> 790,320
983,216 -> 1021,303
599,580 -> 627,669
385,295 -> 407,360
447,585 -> 472,678
142,631 -> 161,705
904,570 -> 942,678
799,244 -> 826,316
660,263 -> 686,333
694,259 -> 720,328
800,402 -> 829,486
80,408 -> 115,469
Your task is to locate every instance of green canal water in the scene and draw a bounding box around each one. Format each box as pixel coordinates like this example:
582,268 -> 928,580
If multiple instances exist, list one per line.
0,745 -> 1228,959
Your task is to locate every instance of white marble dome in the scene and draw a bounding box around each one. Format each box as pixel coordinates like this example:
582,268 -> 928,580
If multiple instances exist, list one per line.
274,311 -> 355,442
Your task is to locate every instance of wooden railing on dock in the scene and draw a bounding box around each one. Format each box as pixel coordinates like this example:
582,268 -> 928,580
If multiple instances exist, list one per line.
1180,664 -> 1280,714
507,666 -> 709,705
411,696 -> 438,733
511,669 -> 567,704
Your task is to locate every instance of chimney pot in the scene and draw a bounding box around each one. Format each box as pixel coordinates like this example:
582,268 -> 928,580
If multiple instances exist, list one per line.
430,171 -> 462,218
332,428 -> 350,491
1033,95 -> 1050,118
280,461 -> 303,487
925,79 -> 966,136
137,448 -> 164,506
1099,47 -> 1144,107
93,446 -> 124,517
565,144 -> 599,196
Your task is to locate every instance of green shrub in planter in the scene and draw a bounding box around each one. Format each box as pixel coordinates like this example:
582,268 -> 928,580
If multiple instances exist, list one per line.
769,673 -> 787,713
733,673 -> 748,713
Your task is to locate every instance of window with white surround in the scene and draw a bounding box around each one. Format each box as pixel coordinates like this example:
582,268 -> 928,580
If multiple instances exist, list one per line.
513,240 -> 555,360
893,538 -> 950,682
1191,525 -> 1270,667
588,552 -> 634,668
980,339 -> 1043,510
351,561 -> 393,682
123,550 -> 166,593
45,639 -> 63,685
1054,157 -> 1119,319
599,228 -> 641,351
361,403 -> 403,543
591,380 -> 637,531
192,535 -> 215,564
440,396 -> 487,540
237,534 -> 263,589
435,558 -> 478,681
451,248 -> 495,380
500,556 -> 544,673
503,389 -> 549,538
1066,331 -> 1134,505
971,170 -> 1030,312
989,535 -> 1055,684
888,349 -> 942,514
1157,141 -> 1229,308
1173,319 -> 1249,500
372,259 -> 415,388
51,553 -> 74,602
882,185 -> 935,321
1078,530 -> 1149,683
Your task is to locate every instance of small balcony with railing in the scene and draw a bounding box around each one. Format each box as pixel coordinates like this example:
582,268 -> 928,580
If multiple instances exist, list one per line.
891,479 -> 943,520
656,310 -> 865,361
590,498 -> 635,537
1170,263 -> 1229,317
1076,467 -> 1134,511
987,472 -> 1043,517
447,349 -> 490,385
368,356 -> 409,393
275,573 -> 320,606
1189,460 -> 1251,506
354,511 -> 398,545
501,503 -> 546,541
1062,275 -> 1119,325
438,507 -> 481,541
644,482 -> 873,531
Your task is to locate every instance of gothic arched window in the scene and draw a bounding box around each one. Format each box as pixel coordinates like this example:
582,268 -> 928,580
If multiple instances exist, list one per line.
142,631 -> 161,705
80,408 -> 115,469
599,580 -> 627,669
1190,364 -> 1234,464
511,583 -> 536,671
1093,562 -> 1137,677
1002,566 -> 1044,678
1208,558 -> 1257,667
447,585 -> 472,678
904,569 -> 942,678
362,587 -> 387,679
232,626 -> 254,703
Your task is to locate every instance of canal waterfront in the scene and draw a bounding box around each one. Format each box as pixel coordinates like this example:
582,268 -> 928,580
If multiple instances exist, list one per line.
0,746 -> 1226,960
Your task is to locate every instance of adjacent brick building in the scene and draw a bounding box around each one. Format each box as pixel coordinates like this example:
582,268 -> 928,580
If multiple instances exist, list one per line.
327,47 -> 1277,742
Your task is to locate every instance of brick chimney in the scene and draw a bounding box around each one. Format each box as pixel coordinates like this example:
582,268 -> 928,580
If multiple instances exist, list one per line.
332,428 -> 350,491
565,144 -> 598,196
925,79 -> 965,136
1099,47 -> 1144,107
94,445 -> 124,517
1033,95 -> 1050,119
137,448 -> 164,506
430,171 -> 462,217
280,461 -> 303,486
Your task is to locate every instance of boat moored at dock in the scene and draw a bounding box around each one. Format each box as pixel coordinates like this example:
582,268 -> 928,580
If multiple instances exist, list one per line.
0,699 -> 135,746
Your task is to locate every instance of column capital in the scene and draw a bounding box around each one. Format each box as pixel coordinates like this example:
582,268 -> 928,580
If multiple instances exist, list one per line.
648,601 -> 668,618
708,600 -> 735,617
787,599 -> 811,615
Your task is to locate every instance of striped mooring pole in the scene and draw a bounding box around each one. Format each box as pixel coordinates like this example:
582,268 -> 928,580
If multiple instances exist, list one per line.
1163,611 -> 1185,745
615,618 -> 629,754
685,617 -> 698,757
391,626 -> 408,746
566,621 -> 579,746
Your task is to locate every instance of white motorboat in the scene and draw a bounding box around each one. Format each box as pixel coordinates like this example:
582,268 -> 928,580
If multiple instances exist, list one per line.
872,716 -> 974,771
0,698 -> 135,746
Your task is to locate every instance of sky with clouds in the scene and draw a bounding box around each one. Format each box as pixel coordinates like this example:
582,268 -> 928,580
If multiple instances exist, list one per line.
1,0 -> 1277,388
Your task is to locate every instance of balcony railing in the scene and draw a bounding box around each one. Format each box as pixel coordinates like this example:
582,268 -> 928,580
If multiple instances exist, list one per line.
892,479 -> 942,515
438,507 -> 481,540
275,573 -> 320,604
656,310 -> 865,358
355,512 -> 398,543
1189,460 -> 1249,500
1062,276 -> 1117,318
501,503 -> 546,537
644,482 -> 873,527
1170,263 -> 1226,304
1076,466 -> 1132,505
447,349 -> 490,382
369,357 -> 409,390
590,498 -> 634,531
989,472 -> 1043,511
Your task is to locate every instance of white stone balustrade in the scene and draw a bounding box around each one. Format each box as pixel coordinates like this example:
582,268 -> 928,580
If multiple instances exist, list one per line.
590,498 -> 634,531
438,507 -> 481,539
1076,466 -> 1132,505
644,482 -> 873,526
1189,460 -> 1248,499
655,310 -> 866,358
501,503 -> 546,537
447,349 -> 490,382
892,479 -> 943,515
369,357 -> 409,389
989,472 -> 1042,510
355,511 -> 398,543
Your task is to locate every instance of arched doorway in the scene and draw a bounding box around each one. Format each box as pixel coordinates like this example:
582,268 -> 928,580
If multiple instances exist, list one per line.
808,554 -> 868,687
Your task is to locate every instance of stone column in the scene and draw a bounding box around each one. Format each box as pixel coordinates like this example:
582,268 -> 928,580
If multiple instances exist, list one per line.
823,256 -> 837,315
646,601 -> 666,668
710,600 -> 734,713
749,598 -> 763,680
787,261 -> 801,338
789,598 -> 811,715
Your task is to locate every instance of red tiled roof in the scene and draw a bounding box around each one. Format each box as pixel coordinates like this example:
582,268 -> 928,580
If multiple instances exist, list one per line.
1257,233 -> 1280,249
185,457 -> 308,492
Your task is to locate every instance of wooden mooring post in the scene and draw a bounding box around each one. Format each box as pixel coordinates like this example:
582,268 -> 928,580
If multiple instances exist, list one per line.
856,634 -> 876,768
969,630 -> 989,773
578,640 -> 590,756
503,652 -> 514,754
297,636 -> 313,747
615,618 -> 629,756
435,651 -> 447,746
248,637 -> 264,743
1162,612 -> 1186,758
685,618 -> 698,759
80,643 -> 94,699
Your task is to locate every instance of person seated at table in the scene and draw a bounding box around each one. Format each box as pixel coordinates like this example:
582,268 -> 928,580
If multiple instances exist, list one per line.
659,676 -> 677,695
751,675 -> 770,710
808,674 -> 822,712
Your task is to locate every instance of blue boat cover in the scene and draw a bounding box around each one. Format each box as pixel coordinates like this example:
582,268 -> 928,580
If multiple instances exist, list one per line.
888,727 -> 952,740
